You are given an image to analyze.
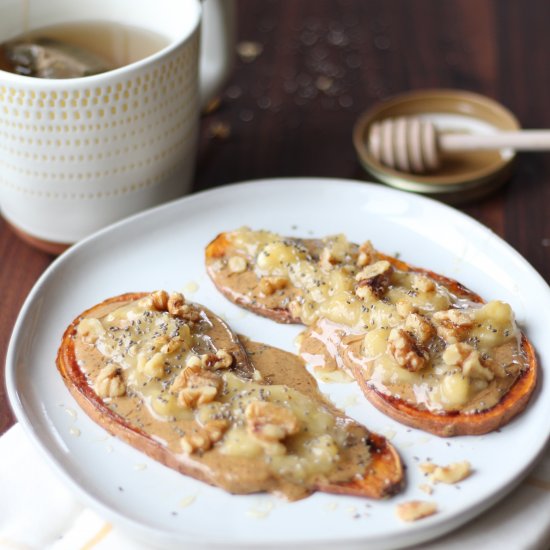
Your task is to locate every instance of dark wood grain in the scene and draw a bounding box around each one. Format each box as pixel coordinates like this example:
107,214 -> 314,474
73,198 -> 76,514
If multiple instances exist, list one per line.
1,0 -> 549,436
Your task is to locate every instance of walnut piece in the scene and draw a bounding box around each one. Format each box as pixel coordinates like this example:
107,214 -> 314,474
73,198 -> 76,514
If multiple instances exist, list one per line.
433,308 -> 474,343
160,335 -> 187,355
201,349 -> 234,370
139,290 -> 201,322
95,364 -> 126,398
396,300 -> 417,318
137,352 -> 166,378
139,290 -> 169,311
170,363 -> 202,392
259,276 -> 288,295
245,401 -> 300,443
419,460 -> 471,484
355,260 -> 393,300
404,313 -> 435,345
395,500 -> 437,522
387,328 -> 428,372
442,343 -> 494,381
356,240 -> 376,268
167,292 -> 186,316
180,419 -> 229,454
411,274 -> 436,293
177,370 -> 222,409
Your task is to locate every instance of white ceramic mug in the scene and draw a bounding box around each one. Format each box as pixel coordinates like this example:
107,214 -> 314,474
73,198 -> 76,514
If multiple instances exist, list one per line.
0,0 -> 235,252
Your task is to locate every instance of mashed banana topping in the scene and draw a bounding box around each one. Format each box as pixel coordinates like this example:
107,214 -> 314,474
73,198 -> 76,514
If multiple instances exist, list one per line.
210,228 -> 528,414
73,291 -> 377,500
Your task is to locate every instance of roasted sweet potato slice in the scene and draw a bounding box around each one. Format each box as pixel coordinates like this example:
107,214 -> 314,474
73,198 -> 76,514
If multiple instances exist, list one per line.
205,229 -> 539,437
57,291 -> 403,500
340,257 -> 538,437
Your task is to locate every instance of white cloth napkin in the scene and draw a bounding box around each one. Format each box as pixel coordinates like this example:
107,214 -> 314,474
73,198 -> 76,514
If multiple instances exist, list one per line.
1,423 -> 549,550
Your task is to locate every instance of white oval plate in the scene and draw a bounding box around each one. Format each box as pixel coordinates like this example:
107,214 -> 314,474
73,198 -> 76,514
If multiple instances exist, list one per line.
6,179 -> 550,549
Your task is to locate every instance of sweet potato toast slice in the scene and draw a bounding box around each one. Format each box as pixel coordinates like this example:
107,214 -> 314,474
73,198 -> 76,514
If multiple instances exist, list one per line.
57,291 -> 403,500
336,258 -> 539,437
205,231 -> 481,324
205,229 -> 539,437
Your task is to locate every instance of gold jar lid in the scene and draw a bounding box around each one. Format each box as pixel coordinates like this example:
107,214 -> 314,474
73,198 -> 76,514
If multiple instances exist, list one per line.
353,89 -> 521,203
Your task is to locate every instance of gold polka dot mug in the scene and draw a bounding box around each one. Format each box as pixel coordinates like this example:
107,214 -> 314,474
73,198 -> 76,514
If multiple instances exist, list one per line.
0,0 -> 235,252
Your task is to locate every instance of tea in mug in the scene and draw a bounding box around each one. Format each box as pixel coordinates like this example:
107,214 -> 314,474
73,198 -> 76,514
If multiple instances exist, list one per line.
0,20 -> 170,78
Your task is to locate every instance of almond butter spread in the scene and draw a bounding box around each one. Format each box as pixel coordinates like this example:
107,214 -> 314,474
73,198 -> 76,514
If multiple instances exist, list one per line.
208,228 -> 529,414
73,292 -> 374,500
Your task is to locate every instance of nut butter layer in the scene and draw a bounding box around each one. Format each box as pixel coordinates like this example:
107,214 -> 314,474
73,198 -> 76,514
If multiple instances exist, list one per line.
205,229 -> 538,436
56,291 -> 403,500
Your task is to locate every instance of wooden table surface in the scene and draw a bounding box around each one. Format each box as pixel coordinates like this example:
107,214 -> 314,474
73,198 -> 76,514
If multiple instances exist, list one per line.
1,0 -> 550,436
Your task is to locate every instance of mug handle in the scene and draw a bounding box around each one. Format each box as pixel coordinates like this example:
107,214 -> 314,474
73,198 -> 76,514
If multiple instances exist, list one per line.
199,0 -> 236,106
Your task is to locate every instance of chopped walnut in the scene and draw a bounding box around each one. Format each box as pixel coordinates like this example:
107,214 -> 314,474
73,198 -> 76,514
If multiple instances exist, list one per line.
170,363 -> 202,392
395,500 -> 437,522
167,292 -> 186,316
355,260 -> 393,300
182,350 -> 234,372
152,289 -> 169,310
356,240 -> 376,268
259,276 -> 288,295
433,308 -> 474,343
387,328 -> 428,372
95,364 -> 126,398
411,274 -> 436,293
245,401 -> 300,443
420,460 -> 471,484
140,290 -> 200,322
198,350 -> 233,370
139,290 -> 169,311
207,349 -> 234,370
160,335 -> 187,355
404,313 -> 435,345
177,371 -> 222,409
442,343 -> 494,381
169,296 -> 201,322
396,300 -> 416,318
138,352 -> 166,378
228,255 -> 247,273
180,419 -> 229,455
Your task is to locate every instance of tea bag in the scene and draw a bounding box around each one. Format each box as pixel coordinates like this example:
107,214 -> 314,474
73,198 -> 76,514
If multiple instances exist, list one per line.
1,37 -> 113,78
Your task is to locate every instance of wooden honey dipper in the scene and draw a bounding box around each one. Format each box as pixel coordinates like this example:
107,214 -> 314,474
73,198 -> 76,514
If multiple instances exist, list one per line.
368,117 -> 550,173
